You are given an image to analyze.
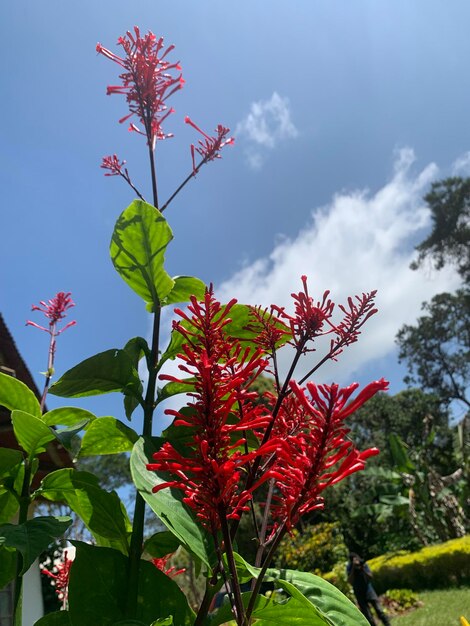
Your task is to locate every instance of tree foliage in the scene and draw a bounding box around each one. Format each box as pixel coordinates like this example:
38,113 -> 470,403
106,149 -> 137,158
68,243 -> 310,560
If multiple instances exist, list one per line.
412,176 -> 470,284
396,290 -> 470,411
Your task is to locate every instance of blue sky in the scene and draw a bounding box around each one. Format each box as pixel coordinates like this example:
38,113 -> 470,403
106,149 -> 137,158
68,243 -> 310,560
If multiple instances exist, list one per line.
2,1 -> 468,431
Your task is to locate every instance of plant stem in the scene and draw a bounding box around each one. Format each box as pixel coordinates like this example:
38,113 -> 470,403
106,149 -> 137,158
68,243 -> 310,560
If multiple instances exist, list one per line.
218,511 -> 246,626
13,459 -> 32,625
160,156 -> 209,212
125,147 -> 161,618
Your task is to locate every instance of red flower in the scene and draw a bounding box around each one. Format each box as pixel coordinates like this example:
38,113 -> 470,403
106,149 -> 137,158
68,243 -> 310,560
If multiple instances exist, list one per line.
26,292 -> 76,336
152,554 -> 186,578
185,117 -> 234,174
101,154 -> 126,176
273,276 -> 335,351
147,289 -> 275,530
97,26 -> 184,149
268,378 -> 388,530
42,554 -> 73,603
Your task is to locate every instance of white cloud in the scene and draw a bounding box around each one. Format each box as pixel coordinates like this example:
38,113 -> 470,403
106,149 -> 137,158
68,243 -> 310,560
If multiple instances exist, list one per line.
452,151 -> 470,175
215,148 -> 460,385
236,92 -> 298,169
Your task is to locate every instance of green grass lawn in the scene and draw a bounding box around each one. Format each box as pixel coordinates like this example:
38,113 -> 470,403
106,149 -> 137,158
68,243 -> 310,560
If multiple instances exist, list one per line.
391,587 -> 469,626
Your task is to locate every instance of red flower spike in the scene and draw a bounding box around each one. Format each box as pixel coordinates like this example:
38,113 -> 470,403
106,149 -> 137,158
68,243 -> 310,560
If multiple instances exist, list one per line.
147,288 -> 274,530
334,291 -> 378,349
267,378 -> 388,530
185,117 -> 234,174
26,292 -> 76,336
97,27 -> 183,149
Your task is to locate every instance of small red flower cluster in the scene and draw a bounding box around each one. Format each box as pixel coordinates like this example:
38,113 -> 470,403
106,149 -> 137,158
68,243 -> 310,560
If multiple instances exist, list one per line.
97,26 -> 184,149
26,292 -> 76,336
101,154 -> 126,177
147,279 -> 387,534
185,117 -> 234,174
42,554 -> 73,602
152,553 -> 186,579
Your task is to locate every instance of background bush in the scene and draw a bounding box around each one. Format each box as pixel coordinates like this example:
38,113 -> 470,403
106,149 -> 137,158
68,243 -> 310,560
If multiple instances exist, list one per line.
368,536 -> 470,593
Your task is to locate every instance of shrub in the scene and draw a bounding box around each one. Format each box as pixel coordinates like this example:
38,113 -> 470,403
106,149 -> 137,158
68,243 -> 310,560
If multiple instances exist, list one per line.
382,588 -> 421,613
275,522 -> 348,574
368,536 -> 470,593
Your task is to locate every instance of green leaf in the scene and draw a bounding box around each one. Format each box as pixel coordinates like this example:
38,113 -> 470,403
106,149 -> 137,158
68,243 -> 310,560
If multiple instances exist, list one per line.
0,448 -> 23,476
49,349 -> 142,399
156,379 -> 195,406
0,489 -> 20,525
143,531 -> 181,558
0,545 -> 17,588
124,394 -> 141,420
80,417 -> 139,456
53,420 -> 90,451
0,371 -> 41,417
231,554 -> 369,626
0,515 -> 72,575
11,410 -> 55,459
123,336 -> 150,367
225,304 -> 291,348
37,469 -> 131,554
389,433 -> 415,473
34,611 -> 72,625
131,437 -> 215,569
42,407 -> 97,427
68,542 -> 193,626
158,327 -> 186,370
151,619 -> 173,626
110,200 -> 175,307
162,276 -> 206,306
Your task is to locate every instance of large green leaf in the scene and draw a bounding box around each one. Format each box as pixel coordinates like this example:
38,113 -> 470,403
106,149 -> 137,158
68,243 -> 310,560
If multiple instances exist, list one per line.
231,554 -> 369,626
143,531 -> 181,558
34,611 -> 72,625
42,407 -> 97,427
68,542 -> 193,626
161,276 -> 206,306
79,417 -> 138,456
0,515 -> 72,575
156,379 -> 195,407
49,349 -> 142,400
110,200 -> 175,307
0,371 -> 41,417
131,437 -> 215,569
0,545 -> 16,588
36,469 -> 131,554
0,448 -> 23,476
11,410 -> 56,459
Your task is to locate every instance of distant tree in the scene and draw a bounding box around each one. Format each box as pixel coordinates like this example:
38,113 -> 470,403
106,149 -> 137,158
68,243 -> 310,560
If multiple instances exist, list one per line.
411,176 -> 470,285
396,290 -> 470,412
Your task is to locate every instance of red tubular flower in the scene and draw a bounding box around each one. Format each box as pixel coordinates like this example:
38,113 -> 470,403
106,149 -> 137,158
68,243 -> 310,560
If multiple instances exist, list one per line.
101,154 -> 126,176
152,554 -> 186,578
26,292 -> 76,336
42,554 -> 73,603
185,117 -> 234,174
272,276 -> 335,351
97,26 -> 184,149
268,378 -> 388,531
147,289 -> 276,530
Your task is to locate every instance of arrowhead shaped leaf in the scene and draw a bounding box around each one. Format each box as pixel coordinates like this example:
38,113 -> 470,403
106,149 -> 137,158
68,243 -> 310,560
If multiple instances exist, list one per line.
37,469 -> 131,554
110,200 -> 174,307
42,407 -> 97,427
0,515 -> 72,574
0,371 -> 41,417
49,349 -> 142,400
80,417 -> 138,456
68,542 -> 193,626
161,276 -> 206,306
11,410 -> 56,459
